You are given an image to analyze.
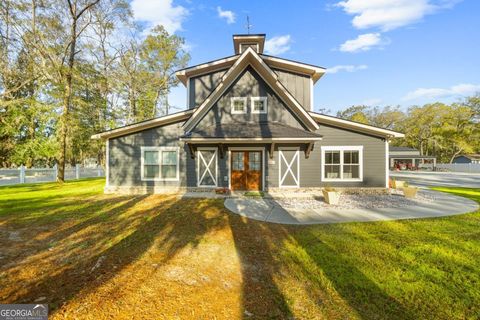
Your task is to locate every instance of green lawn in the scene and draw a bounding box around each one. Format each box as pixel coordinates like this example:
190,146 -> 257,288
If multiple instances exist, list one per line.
0,179 -> 479,319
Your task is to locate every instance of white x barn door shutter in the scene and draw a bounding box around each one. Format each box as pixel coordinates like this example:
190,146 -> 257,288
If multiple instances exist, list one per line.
197,149 -> 217,187
279,149 -> 300,187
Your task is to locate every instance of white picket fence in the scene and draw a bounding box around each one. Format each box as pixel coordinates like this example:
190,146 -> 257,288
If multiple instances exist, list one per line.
0,165 -> 104,186
435,163 -> 480,173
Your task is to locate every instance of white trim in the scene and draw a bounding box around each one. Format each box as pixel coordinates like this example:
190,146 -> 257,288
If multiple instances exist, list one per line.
106,139 -> 110,188
309,112 -> 404,138
250,96 -> 268,114
197,147 -> 218,187
140,146 -> 180,181
240,43 -> 260,54
310,77 -> 314,111
186,77 -> 191,108
228,147 -> 265,191
385,140 -> 389,188
231,97 -> 248,114
279,148 -> 300,188
180,137 -> 323,143
321,146 -> 363,182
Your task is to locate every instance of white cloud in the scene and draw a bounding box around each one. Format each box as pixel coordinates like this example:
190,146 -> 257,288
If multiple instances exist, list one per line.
403,83 -> 480,100
326,64 -> 368,74
131,0 -> 188,34
339,33 -> 387,52
217,6 -> 236,24
264,35 -> 292,55
336,0 -> 461,31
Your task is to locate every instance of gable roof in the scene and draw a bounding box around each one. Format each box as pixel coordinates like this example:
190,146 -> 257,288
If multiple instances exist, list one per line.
456,154 -> 480,160
308,112 -> 405,138
175,53 -> 325,86
182,47 -> 320,133
91,109 -> 194,140
389,146 -> 418,152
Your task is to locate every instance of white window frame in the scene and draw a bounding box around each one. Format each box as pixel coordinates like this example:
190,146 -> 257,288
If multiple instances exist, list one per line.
140,146 -> 180,181
279,147 -> 300,188
250,96 -> 268,114
321,146 -> 363,182
231,97 -> 247,114
197,147 -> 218,187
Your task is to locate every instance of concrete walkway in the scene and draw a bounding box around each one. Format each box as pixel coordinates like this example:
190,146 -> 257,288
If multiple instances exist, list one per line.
224,189 -> 479,225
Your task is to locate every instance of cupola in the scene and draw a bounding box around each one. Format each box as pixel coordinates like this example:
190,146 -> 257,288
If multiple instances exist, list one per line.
233,34 -> 266,54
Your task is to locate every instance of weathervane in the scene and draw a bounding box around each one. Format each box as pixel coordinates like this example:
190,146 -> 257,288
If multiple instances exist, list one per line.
245,16 -> 252,34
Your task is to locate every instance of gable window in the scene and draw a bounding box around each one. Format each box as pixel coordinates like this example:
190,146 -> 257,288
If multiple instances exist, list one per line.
141,147 -> 179,181
321,146 -> 363,181
251,97 -> 267,114
231,97 -> 247,114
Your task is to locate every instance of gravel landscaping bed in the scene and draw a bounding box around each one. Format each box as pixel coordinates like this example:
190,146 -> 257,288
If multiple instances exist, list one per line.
270,192 -> 436,210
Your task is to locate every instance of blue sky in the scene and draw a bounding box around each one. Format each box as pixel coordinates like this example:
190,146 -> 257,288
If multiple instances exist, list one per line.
130,0 -> 480,114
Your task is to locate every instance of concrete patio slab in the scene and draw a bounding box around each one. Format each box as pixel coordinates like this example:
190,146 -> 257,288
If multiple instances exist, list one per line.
224,189 -> 479,225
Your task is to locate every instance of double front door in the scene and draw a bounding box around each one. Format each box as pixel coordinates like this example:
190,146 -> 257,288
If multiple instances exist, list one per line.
231,151 -> 262,191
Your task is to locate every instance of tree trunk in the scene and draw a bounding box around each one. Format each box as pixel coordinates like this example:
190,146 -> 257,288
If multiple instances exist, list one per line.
57,19 -> 77,182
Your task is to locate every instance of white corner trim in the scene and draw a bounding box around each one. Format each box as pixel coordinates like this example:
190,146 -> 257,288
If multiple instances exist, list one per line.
140,146 -> 180,181
250,96 -> 268,114
321,146 -> 364,182
106,138 -> 110,188
197,147 -> 218,187
279,148 -> 300,188
385,140 -> 389,188
231,97 -> 248,114
310,77 -> 314,111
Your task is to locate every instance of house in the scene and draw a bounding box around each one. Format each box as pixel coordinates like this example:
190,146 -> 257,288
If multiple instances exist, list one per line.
389,146 -> 436,170
452,154 -> 480,164
91,34 -> 404,194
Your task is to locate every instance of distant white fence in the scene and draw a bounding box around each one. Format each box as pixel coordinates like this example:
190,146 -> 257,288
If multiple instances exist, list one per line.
0,164 -> 104,186
435,163 -> 480,173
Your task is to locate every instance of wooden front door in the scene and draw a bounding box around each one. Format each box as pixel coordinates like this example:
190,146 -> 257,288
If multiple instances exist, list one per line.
231,151 -> 262,190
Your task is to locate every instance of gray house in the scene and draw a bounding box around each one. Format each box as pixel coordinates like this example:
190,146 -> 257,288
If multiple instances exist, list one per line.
92,34 -> 404,194
389,146 -> 436,170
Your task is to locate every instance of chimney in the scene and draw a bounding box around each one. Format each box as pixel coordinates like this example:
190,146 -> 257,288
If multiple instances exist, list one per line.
233,34 -> 266,54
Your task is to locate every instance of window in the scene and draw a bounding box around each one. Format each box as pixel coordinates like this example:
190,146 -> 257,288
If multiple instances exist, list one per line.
251,97 -> 267,114
231,97 -> 247,114
321,146 -> 363,181
141,147 -> 179,181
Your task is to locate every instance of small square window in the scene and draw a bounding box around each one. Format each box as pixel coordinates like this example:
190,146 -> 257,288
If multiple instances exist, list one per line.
251,97 -> 267,114
231,97 -> 247,114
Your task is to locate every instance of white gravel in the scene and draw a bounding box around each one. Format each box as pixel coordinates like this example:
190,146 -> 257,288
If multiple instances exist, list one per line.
270,192 -> 436,210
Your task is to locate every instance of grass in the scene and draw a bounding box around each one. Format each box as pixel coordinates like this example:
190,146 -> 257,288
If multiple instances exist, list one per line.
0,179 -> 479,319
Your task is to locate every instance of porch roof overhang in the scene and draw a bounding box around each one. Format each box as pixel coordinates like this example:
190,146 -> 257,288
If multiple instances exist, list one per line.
180,122 -> 323,143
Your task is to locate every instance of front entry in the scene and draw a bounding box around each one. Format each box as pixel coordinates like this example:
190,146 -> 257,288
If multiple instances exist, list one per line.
231,151 -> 262,191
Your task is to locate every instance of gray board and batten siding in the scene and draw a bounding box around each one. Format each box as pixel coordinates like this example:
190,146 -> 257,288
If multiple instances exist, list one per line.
188,66 -> 311,110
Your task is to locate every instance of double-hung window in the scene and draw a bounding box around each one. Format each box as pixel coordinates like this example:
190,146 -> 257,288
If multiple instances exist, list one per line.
321,146 -> 363,181
141,147 -> 179,181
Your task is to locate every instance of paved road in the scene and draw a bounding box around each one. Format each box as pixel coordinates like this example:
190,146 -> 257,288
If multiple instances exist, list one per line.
390,171 -> 480,188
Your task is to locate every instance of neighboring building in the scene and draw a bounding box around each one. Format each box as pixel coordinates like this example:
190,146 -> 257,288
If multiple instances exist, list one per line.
92,34 -> 404,194
452,154 -> 480,164
389,146 -> 436,170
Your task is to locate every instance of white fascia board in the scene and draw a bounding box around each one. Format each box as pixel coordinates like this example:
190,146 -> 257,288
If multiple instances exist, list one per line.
309,112 -> 405,138
91,109 -> 194,140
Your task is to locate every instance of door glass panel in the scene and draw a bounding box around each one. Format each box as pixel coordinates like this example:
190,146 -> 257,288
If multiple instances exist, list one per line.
249,152 -> 261,171
232,152 -> 244,170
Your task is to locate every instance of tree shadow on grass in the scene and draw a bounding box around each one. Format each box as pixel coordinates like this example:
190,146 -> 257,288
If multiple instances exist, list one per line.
290,226 -> 418,320
2,196 -> 228,314
227,213 -> 294,319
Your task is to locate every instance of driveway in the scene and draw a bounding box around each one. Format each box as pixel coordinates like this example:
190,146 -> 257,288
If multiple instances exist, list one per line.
390,171 -> 480,188
224,189 -> 479,225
